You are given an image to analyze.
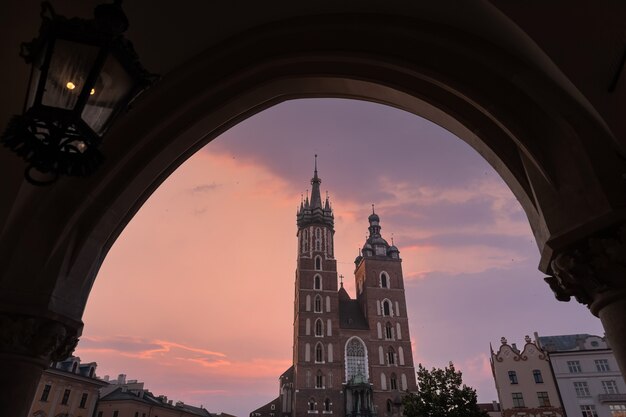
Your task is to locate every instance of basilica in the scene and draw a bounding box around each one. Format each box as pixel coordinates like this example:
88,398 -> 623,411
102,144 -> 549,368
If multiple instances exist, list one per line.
250,163 -> 417,417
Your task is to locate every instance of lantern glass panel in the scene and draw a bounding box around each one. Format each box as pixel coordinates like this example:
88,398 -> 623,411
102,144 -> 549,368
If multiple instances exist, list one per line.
42,39 -> 99,111
24,42 -> 48,112
81,53 -> 133,136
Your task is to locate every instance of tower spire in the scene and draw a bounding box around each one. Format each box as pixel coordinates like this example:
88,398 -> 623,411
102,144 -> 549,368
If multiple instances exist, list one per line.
310,154 -> 322,209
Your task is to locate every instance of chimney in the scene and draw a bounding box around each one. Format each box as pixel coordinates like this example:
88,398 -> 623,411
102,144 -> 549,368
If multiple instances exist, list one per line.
103,375 -> 110,382
492,400 -> 499,411
117,374 -> 126,384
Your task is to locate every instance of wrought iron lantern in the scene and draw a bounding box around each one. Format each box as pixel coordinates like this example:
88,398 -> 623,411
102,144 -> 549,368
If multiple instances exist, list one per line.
1,1 -> 156,184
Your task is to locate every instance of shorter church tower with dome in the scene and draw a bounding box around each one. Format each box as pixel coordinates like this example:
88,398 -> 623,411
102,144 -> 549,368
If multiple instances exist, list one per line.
250,160 -> 417,417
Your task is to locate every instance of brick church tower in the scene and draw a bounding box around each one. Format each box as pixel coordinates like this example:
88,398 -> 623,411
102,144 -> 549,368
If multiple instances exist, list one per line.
251,160 -> 417,417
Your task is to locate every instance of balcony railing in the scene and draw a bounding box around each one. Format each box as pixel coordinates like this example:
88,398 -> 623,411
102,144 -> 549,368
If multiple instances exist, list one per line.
598,393 -> 626,403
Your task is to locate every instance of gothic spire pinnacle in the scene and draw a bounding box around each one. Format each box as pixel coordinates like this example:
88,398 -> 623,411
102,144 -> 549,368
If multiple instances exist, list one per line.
310,155 -> 322,209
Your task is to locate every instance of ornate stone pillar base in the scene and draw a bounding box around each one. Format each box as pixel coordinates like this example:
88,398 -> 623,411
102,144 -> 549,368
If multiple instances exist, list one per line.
0,313 -> 81,417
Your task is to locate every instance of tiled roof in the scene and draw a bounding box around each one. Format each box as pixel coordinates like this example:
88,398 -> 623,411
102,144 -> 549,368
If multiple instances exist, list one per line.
538,334 -> 593,352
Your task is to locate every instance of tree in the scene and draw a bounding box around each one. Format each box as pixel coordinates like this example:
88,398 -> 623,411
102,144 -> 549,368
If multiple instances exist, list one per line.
403,362 -> 488,417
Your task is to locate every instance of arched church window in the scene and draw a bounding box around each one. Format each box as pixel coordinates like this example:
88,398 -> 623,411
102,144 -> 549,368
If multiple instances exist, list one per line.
315,256 -> 322,270
316,370 -> 324,388
380,272 -> 389,288
302,230 -> 309,253
314,295 -> 322,313
314,275 -> 322,290
387,347 -> 396,365
316,343 -> 324,363
385,322 -> 393,340
386,399 -> 393,412
382,300 -> 392,316
308,398 -> 316,411
315,228 -> 322,251
315,319 -> 323,336
345,337 -> 368,382
324,398 -> 331,411
390,373 -> 398,390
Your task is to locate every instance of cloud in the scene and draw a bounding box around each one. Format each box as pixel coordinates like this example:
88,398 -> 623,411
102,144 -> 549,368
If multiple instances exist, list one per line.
76,335 -> 290,379
190,182 -> 221,193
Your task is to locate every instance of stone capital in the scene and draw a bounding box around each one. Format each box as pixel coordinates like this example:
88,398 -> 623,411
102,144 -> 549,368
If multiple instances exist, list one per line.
545,224 -> 626,316
0,313 -> 80,366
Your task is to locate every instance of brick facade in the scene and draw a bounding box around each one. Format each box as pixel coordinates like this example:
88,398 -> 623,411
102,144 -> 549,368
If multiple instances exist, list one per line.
251,164 -> 417,417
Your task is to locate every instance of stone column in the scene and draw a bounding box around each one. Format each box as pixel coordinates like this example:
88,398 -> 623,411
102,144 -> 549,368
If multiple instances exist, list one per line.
0,313 -> 80,417
544,225 -> 626,379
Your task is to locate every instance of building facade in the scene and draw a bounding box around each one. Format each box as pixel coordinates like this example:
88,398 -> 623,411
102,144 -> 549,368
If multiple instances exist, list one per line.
490,336 -> 564,417
96,374 -> 212,417
251,163 -> 417,417
537,334 -> 626,417
28,356 -> 108,417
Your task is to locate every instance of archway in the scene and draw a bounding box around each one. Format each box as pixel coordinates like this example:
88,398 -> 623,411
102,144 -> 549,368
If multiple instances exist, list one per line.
1,11 -> 625,417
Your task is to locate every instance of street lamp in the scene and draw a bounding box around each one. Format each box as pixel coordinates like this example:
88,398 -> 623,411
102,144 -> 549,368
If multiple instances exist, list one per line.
1,1 -> 156,185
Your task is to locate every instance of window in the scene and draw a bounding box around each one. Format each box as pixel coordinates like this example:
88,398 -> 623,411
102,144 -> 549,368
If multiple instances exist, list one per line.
314,275 -> 322,290
387,347 -> 396,365
609,405 -> 626,417
537,392 -> 550,407
324,398 -> 331,412
98,412 -> 103,417
574,381 -> 591,397
61,389 -> 71,405
302,230 -> 309,252
385,322 -> 393,340
386,399 -> 392,412
508,371 -> 518,384
41,384 -> 51,401
314,295 -> 322,313
345,337 -> 368,381
533,369 -> 543,383
271,404 -> 276,410
308,398 -> 316,411
390,374 -> 398,390
315,228 -> 322,251
316,343 -> 324,362
315,319 -> 323,336
512,392 -> 524,408
380,272 -> 389,288
567,360 -> 582,373
596,359 -> 610,372
603,380 -> 619,394
315,256 -> 322,271
382,300 -> 391,316
80,393 -> 88,408
581,405 -> 598,417
113,412 -> 119,417
316,371 -> 324,388
135,413 -> 139,417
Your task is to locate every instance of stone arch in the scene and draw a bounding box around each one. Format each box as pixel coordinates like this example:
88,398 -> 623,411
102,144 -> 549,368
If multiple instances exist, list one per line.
2,5 -> 626,411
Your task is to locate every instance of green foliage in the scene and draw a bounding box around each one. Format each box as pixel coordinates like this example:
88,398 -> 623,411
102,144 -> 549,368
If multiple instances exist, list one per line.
403,363 -> 489,417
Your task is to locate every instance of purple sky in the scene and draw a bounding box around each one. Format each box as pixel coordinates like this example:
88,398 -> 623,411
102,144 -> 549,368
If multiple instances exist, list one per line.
77,98 -> 604,416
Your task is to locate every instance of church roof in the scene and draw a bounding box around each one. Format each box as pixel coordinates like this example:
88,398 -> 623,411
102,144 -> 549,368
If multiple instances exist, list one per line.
339,299 -> 369,330
338,285 -> 351,301
280,365 -> 294,380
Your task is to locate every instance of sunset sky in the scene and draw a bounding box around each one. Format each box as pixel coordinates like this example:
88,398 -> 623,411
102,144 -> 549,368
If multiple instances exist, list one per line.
75,99 -> 604,416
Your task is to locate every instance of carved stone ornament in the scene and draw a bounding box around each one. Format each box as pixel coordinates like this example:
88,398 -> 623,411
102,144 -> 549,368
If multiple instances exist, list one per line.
0,313 -> 80,363
545,224 -> 626,312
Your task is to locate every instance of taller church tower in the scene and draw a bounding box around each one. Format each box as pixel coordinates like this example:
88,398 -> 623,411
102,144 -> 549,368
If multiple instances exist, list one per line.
292,156 -> 343,415
251,160 -> 417,417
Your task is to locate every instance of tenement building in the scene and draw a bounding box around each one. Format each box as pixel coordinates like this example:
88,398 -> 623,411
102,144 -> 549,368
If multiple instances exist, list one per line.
251,163 -> 417,417
490,336 -> 565,417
